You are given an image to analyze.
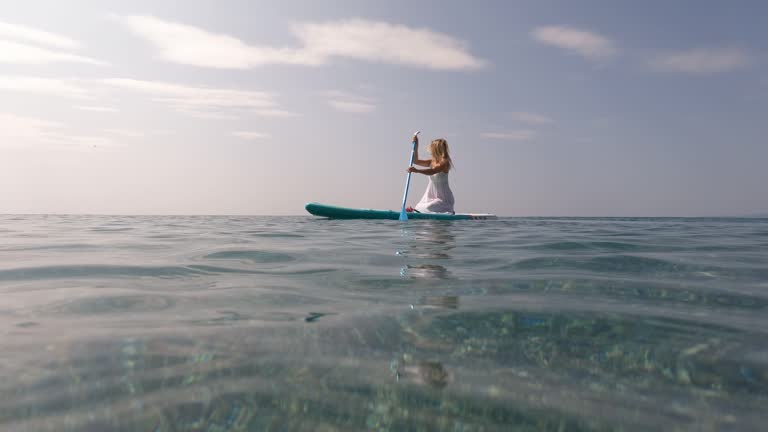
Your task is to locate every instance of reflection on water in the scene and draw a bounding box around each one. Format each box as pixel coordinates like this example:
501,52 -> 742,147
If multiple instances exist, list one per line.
399,221 -> 455,279
403,264 -> 451,279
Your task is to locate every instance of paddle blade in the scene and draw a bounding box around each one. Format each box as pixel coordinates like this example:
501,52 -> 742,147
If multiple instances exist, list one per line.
399,208 -> 408,221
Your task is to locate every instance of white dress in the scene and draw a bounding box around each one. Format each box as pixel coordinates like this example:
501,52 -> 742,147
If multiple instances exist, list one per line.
414,171 -> 455,214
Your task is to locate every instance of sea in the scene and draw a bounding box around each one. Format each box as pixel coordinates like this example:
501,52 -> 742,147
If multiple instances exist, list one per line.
1,215 -> 766,431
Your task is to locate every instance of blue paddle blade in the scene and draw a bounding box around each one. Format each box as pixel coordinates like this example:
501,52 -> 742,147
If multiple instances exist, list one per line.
399,209 -> 408,221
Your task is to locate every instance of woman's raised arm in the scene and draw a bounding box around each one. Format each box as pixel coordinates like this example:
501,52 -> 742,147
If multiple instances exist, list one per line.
412,134 -> 432,166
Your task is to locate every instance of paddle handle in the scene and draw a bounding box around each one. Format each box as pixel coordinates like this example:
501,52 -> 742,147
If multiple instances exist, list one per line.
399,132 -> 420,221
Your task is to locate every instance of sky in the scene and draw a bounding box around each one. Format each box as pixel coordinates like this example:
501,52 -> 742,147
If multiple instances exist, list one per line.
1,0 -> 766,216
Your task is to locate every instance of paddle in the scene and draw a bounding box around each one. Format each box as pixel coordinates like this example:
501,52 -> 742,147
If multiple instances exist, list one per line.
399,131 -> 421,221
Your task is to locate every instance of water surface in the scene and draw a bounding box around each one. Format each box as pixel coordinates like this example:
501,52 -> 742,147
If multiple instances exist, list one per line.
1,215 -> 767,431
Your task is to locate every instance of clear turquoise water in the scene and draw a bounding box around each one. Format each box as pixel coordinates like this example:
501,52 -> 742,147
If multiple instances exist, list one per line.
1,215 -> 767,431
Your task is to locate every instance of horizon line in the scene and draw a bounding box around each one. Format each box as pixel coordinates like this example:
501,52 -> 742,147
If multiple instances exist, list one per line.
2,213 -> 766,219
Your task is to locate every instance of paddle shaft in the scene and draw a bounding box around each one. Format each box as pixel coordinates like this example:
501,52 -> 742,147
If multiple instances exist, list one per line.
399,133 -> 420,221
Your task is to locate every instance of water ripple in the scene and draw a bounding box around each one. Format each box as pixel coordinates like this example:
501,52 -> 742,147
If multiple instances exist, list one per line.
204,249 -> 296,263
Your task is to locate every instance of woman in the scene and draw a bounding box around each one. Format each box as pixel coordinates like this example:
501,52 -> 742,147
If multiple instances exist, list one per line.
406,135 -> 455,214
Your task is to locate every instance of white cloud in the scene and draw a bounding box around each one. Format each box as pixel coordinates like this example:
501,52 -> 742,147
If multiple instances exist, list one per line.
175,109 -> 239,120
510,111 -> 553,125
328,100 -> 376,113
0,40 -> 106,65
0,22 -> 105,66
119,15 -> 288,69
100,78 -> 294,119
650,47 -> 751,74
531,26 -> 616,59
0,21 -> 82,49
293,20 -> 485,70
0,75 -> 92,98
53,135 -> 119,148
325,90 -> 376,113
101,78 -> 271,107
75,105 -> 119,113
232,131 -> 270,140
0,112 -> 119,150
2,76 -> 296,119
251,108 -> 297,118
0,112 -> 63,138
119,15 -> 485,70
481,130 -> 536,141
102,128 -> 145,138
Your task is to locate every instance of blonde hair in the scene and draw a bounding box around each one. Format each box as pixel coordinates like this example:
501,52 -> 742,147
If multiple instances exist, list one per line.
429,138 -> 453,171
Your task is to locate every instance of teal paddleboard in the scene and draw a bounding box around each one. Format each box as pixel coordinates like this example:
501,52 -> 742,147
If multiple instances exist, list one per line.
305,202 -> 496,220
